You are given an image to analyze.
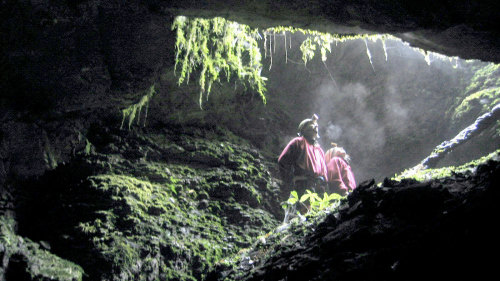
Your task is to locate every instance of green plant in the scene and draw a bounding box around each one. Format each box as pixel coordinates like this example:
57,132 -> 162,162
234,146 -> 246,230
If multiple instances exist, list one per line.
171,16 -> 407,108
0,216 -> 16,246
452,63 -> 500,121
300,190 -> 343,213
262,26 -> 390,65
453,87 -> 500,119
281,190 -> 344,216
282,190 -> 300,209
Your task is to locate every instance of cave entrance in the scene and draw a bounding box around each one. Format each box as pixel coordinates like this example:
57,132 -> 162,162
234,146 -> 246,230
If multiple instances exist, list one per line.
169,16 -> 500,182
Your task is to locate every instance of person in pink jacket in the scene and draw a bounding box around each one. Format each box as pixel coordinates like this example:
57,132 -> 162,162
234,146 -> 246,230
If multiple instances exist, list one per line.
325,143 -> 356,195
278,114 -> 328,200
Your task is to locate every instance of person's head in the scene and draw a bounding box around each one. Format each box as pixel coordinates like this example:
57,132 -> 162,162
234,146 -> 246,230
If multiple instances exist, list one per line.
298,114 -> 319,142
325,143 -> 349,163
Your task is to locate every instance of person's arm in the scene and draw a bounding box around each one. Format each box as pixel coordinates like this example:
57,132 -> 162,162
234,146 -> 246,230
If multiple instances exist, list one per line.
344,165 -> 357,191
318,147 -> 329,183
278,138 -> 300,185
339,160 -> 356,192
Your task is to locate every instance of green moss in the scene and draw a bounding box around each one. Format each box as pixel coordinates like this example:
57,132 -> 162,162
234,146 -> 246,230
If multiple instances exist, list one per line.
263,26 -> 391,65
1,216 -> 84,281
172,16 -> 266,107
453,63 -> 500,120
393,149 -> 500,182
21,127 -> 279,281
172,16 -> 400,108
0,216 -> 16,247
464,63 -> 500,94
453,87 -> 500,119
120,85 -> 156,130
70,156 -> 276,280
26,245 -> 84,281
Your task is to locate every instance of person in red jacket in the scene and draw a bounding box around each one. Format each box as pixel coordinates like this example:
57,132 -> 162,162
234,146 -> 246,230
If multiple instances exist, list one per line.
325,143 -> 356,195
278,114 -> 328,201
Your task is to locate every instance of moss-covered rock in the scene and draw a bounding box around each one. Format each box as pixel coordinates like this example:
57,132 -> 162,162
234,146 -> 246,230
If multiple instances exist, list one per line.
14,126 -> 281,280
453,63 -> 500,124
1,216 -> 84,281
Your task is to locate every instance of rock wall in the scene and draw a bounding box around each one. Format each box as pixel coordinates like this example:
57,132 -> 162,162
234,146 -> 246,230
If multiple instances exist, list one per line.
4,123 -> 282,281
217,157 -> 500,281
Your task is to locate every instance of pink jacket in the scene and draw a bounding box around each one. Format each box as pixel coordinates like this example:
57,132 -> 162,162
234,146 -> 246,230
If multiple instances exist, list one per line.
278,137 -> 328,181
326,156 -> 356,192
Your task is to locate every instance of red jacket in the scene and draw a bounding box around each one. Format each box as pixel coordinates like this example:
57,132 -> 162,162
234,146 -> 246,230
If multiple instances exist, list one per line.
326,156 -> 356,192
278,137 -> 328,182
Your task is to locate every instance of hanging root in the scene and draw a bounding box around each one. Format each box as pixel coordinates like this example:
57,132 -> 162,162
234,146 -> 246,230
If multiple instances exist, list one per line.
364,39 -> 375,72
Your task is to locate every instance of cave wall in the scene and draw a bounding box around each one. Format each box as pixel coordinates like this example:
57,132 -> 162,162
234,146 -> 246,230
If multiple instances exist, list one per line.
2,0 -> 499,116
0,0 -> 174,113
164,0 -> 500,63
1,0 -> 176,180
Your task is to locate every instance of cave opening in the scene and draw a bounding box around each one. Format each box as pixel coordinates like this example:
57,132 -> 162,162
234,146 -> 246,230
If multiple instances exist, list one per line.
166,15 -> 500,183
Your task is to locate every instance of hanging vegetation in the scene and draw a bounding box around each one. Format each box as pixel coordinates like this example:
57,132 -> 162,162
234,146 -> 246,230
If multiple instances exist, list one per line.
171,16 -> 465,108
172,16 -> 266,108
171,16 -> 394,107
262,26 -> 390,65
120,85 -> 157,130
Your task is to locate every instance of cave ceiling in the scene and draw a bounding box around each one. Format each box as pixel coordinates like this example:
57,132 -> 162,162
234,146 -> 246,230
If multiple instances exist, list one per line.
163,0 -> 500,63
1,0 -> 499,113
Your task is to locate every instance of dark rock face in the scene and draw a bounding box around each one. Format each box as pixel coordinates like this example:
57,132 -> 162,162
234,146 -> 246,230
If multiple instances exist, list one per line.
219,160 -> 499,281
164,0 -> 500,63
0,0 -> 174,112
9,124 -> 281,280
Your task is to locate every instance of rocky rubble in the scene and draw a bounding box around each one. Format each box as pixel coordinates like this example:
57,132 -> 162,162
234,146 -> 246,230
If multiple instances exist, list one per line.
215,158 -> 499,281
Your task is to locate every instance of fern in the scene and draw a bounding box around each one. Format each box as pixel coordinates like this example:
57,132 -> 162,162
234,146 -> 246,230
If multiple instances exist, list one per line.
300,190 -> 343,213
